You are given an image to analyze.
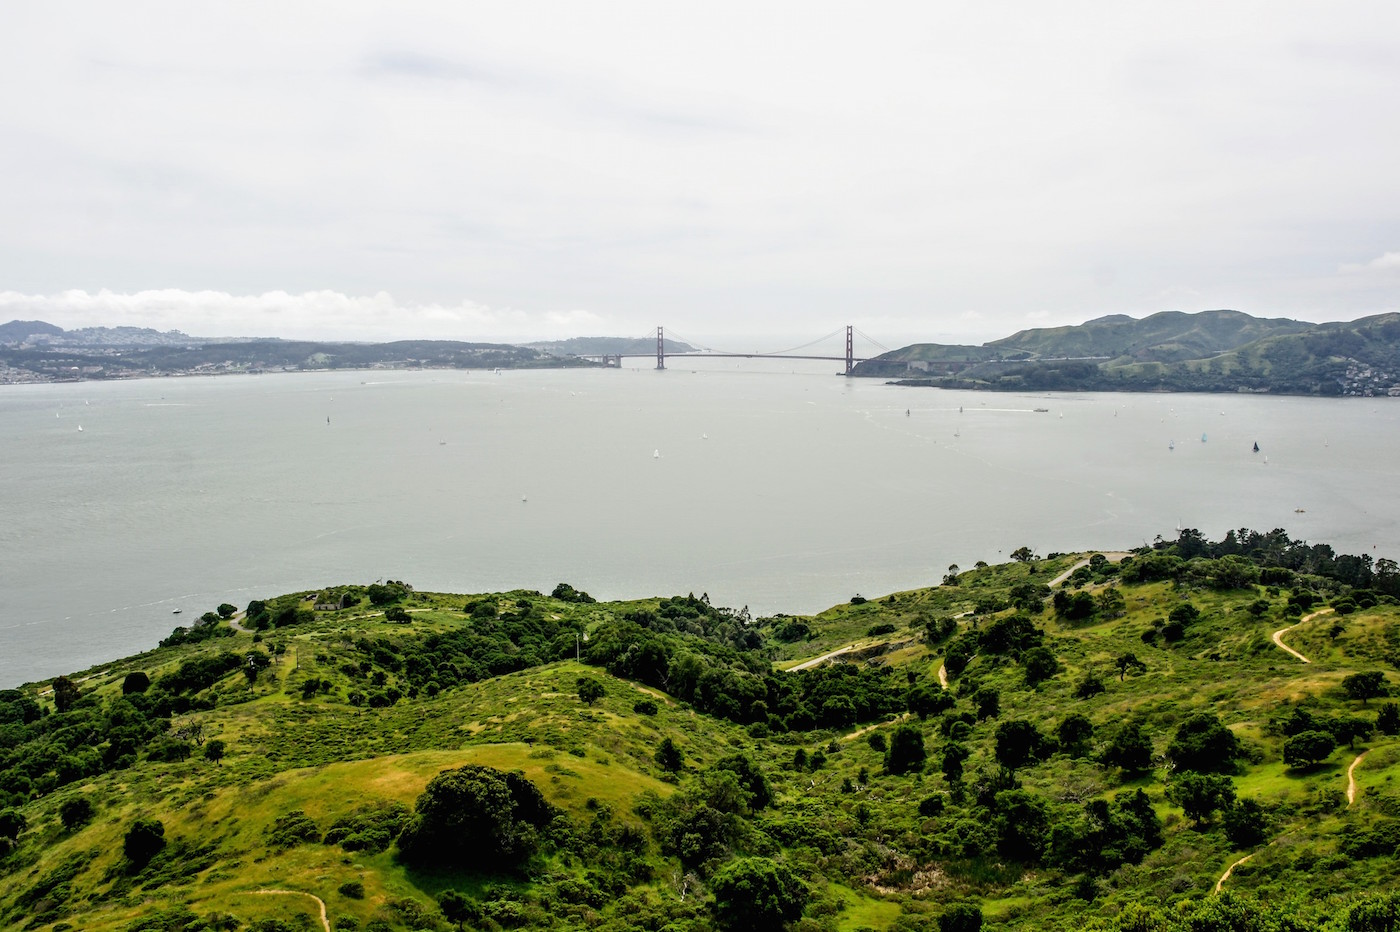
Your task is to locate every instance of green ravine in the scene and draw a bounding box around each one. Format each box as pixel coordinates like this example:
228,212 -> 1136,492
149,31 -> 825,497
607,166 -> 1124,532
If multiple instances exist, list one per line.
2,529 -> 1400,932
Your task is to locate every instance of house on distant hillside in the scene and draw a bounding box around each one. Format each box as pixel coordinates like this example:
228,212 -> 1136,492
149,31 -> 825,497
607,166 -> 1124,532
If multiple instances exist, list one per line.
314,591 -> 356,611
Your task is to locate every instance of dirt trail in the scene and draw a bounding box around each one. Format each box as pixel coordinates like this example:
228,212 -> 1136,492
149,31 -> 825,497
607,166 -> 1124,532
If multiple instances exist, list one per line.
1214,854 -> 1253,893
1047,552 -> 1133,588
937,663 -> 949,689
842,713 -> 910,743
1271,607 -> 1333,664
790,645 -> 857,671
255,890 -> 330,931
1348,749 -> 1370,806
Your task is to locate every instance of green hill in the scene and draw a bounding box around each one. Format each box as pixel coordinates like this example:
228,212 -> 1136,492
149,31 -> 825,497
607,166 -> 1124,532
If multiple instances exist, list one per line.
3,535 -> 1400,931
854,310 -> 1400,395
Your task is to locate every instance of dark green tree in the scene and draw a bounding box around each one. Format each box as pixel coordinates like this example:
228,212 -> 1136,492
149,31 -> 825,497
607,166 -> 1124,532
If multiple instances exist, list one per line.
714,753 -> 773,810
397,765 -> 553,868
1057,713 -> 1094,758
1075,671 -> 1106,700
655,737 -> 684,773
121,671 -> 151,695
51,675 -> 81,712
938,903 -> 982,932
1343,671 -> 1390,705
710,857 -> 807,932
885,724 -> 927,775
1022,647 -> 1060,686
1165,773 -> 1235,825
993,789 -> 1051,863
1166,712 -> 1240,774
439,889 -> 476,931
1101,722 -> 1153,774
204,739 -> 226,766
124,818 -> 166,867
1282,730 -> 1336,770
217,603 -> 237,618
59,797 -> 95,832
972,686 -> 1000,720
1222,798 -> 1268,848
0,808 -> 26,840
1378,702 -> 1400,736
577,677 -> 605,706
1115,653 -> 1147,682
1331,715 -> 1374,749
994,719 -> 1045,775
942,742 -> 970,784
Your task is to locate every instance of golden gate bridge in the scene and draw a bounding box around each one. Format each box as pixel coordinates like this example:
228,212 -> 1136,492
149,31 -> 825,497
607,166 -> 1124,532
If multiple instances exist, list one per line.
581,326 -> 892,375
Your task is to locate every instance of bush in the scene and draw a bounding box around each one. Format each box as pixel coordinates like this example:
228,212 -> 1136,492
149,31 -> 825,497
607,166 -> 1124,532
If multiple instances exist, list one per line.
59,797 -> 95,832
397,766 -> 554,868
338,880 -> 365,899
124,818 -> 166,867
633,699 -> 659,715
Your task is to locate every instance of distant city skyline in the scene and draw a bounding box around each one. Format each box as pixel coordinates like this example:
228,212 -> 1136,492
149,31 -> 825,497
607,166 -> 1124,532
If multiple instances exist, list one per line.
3,3 -> 1398,346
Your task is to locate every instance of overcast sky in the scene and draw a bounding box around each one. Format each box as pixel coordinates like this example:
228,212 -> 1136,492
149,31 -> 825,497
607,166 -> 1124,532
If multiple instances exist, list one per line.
2,2 -> 1398,348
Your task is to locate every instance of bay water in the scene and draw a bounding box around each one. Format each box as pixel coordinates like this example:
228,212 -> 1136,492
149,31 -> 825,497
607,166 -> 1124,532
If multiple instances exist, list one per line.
3,359 -> 1398,688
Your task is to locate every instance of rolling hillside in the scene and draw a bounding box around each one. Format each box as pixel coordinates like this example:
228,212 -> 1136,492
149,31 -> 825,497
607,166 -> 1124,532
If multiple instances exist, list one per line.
2,532 -> 1399,931
855,311 -> 1400,396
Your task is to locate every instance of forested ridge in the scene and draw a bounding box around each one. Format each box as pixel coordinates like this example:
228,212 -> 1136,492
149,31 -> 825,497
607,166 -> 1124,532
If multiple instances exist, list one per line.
2,530 -> 1400,931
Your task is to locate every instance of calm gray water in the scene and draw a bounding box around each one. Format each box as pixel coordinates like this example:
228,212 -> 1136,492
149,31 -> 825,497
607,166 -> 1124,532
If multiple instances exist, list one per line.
3,361 -> 1398,688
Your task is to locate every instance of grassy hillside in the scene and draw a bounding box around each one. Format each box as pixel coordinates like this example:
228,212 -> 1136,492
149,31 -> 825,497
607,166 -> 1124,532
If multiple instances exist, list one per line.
3,534 -> 1400,932
854,310 -> 1400,396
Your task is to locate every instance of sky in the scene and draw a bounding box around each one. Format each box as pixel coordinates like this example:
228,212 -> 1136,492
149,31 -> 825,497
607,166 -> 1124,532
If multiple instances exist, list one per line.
2,1 -> 1399,349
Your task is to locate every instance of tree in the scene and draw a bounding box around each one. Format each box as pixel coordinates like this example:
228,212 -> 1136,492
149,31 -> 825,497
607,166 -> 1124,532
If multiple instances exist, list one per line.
1010,547 -> 1035,563
439,889 -> 477,931
1222,798 -> 1268,848
397,765 -> 553,868
244,650 -> 271,686
217,603 -> 237,619
1343,671 -> 1390,705
1097,586 -> 1127,619
0,808 -> 26,840
1168,603 -> 1200,627
577,677 -> 605,706
1101,722 -> 1153,774
994,789 -> 1051,863
1115,653 -> 1147,682
124,818 -> 166,867
1378,702 -> 1400,736
1058,713 -> 1094,759
939,903 -> 982,932
714,753 -> 774,811
59,797 -> 95,832
1022,647 -> 1061,686
972,686 -> 1000,720
1331,715 -> 1374,750
1165,773 -> 1235,825
1166,713 -> 1240,774
885,724 -> 927,775
710,857 -> 807,932
1282,730 -> 1336,770
655,737 -> 684,773
1075,671 -> 1106,700
994,719 -> 1045,775
204,739 -> 226,766
121,671 -> 151,695
51,675 -> 81,712
867,732 -> 887,752
942,742 -> 970,784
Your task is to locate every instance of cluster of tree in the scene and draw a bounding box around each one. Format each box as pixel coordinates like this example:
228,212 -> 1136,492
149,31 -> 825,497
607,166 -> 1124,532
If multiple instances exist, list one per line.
1151,527 -> 1400,596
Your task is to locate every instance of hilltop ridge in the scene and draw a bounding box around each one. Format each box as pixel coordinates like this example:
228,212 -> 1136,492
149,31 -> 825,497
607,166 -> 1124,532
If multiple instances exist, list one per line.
856,310 -> 1400,396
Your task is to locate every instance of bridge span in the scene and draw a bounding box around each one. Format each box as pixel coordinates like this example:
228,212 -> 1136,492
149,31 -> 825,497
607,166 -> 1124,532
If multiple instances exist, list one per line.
583,326 -> 882,375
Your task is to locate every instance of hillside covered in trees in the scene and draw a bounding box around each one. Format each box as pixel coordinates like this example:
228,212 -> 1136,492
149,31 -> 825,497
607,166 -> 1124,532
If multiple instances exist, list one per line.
2,530 -> 1400,931
854,310 -> 1400,396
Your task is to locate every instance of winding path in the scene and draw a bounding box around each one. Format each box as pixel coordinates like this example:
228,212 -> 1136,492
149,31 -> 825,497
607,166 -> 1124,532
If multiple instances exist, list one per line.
1348,749 -> 1370,806
937,663 -> 949,689
1271,607 -> 1333,664
1047,552 -> 1133,588
790,645 -> 856,671
1214,854 -> 1253,893
255,890 -> 330,931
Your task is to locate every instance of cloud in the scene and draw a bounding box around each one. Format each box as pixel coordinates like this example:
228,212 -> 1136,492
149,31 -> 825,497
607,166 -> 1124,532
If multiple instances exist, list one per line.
0,289 -> 611,343
1340,251 -> 1400,274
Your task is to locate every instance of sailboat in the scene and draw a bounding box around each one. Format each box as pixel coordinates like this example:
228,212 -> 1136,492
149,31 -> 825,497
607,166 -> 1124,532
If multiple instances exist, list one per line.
1201,433 -> 1207,443
653,449 -> 660,459
1168,440 -> 1175,451
77,425 -> 83,432
1252,442 -> 1259,453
